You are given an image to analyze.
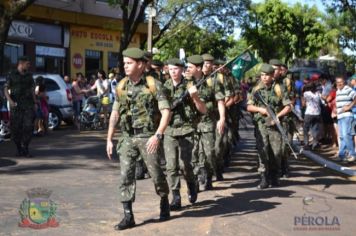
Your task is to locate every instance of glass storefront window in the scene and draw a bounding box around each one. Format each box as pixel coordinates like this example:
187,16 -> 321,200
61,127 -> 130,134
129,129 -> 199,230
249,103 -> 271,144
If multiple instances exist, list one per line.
85,49 -> 102,77
4,43 -> 24,73
108,52 -> 119,70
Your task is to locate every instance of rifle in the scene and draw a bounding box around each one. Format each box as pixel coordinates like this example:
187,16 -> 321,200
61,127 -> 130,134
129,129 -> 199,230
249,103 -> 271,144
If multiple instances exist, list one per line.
254,91 -> 298,159
171,45 -> 253,110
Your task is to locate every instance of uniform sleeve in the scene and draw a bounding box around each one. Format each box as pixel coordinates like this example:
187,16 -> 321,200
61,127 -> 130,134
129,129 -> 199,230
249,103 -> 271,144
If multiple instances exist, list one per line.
155,80 -> 171,110
246,91 -> 255,105
214,76 -> 225,101
281,86 -> 292,106
112,100 -> 120,111
222,74 -> 233,98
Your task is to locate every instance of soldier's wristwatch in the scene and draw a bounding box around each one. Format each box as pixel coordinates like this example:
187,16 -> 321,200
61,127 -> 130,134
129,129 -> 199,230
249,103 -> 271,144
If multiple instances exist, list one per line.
155,133 -> 163,140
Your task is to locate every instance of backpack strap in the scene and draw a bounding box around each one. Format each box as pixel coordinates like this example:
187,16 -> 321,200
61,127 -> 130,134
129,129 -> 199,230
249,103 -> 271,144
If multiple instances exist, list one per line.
145,76 -> 157,96
116,77 -> 129,98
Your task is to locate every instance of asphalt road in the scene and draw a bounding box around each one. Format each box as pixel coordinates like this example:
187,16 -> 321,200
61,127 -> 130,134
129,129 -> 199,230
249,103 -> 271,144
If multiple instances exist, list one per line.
0,123 -> 356,236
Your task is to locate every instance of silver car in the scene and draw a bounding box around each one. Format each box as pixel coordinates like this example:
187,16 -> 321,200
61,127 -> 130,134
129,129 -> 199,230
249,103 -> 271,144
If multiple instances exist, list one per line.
33,74 -> 73,129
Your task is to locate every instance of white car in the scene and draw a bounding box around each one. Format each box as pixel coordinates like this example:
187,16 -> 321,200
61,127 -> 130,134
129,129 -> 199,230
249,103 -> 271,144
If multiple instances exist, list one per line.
33,74 -> 73,129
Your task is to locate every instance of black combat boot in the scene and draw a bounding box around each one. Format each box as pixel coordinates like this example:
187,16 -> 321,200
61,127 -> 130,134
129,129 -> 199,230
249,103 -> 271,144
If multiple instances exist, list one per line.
216,166 -> 224,181
270,175 -> 280,187
22,145 -> 33,158
135,160 -> 145,180
187,181 -> 198,204
257,173 -> 269,189
204,175 -> 213,191
170,190 -> 181,211
114,202 -> 135,230
15,143 -> 24,157
159,196 -> 170,221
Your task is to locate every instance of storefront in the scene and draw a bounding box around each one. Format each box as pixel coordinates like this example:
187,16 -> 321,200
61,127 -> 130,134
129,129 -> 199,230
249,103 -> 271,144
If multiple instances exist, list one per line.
70,25 -> 141,78
6,20 -> 67,74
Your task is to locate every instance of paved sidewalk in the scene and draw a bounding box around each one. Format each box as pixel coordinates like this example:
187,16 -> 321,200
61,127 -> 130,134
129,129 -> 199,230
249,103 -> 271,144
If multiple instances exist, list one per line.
1,126 -> 356,236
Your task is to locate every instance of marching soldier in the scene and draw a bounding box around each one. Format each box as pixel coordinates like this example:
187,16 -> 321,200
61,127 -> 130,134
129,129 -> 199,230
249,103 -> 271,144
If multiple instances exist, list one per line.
269,59 -> 296,177
202,54 -> 232,181
106,48 -> 171,230
4,56 -> 37,157
187,55 -> 225,190
247,64 -> 292,189
163,58 -> 206,210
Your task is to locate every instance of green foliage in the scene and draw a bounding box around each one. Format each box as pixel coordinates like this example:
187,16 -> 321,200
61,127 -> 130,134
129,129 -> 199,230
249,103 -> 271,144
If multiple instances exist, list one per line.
241,0 -> 330,63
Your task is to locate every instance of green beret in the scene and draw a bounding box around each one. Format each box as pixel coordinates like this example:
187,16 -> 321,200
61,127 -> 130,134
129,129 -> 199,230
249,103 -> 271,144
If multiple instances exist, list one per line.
144,51 -> 153,60
122,48 -> 145,60
202,53 -> 215,61
269,59 -> 282,66
260,63 -> 275,74
167,58 -> 185,67
214,59 -> 225,65
152,60 -> 163,67
18,56 -> 30,62
187,55 -> 204,65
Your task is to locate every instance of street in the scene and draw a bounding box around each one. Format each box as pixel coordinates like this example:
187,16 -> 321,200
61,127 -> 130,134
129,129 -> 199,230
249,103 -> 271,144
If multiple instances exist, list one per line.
1,122 -> 356,236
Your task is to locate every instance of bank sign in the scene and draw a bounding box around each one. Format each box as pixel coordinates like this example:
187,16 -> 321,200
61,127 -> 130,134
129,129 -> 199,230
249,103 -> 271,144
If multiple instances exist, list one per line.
8,20 -> 62,45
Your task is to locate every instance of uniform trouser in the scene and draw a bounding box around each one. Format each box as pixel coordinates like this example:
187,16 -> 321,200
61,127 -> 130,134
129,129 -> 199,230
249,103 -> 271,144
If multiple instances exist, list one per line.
196,131 -> 216,177
164,134 -> 196,191
117,136 -> 169,202
10,107 -> 34,147
215,127 -> 228,170
255,123 -> 282,178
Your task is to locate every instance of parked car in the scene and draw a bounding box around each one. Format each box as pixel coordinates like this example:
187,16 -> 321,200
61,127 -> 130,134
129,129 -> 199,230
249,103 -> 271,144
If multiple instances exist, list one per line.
33,74 -> 73,129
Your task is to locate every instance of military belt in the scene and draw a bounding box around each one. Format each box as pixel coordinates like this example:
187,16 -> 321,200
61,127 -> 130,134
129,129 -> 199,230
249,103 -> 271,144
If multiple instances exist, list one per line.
133,128 -> 144,135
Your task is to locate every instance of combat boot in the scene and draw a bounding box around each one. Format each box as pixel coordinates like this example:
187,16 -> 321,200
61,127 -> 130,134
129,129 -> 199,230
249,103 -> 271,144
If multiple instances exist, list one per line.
15,143 -> 24,157
169,190 -> 181,211
257,173 -> 269,189
204,175 -> 213,191
270,175 -> 280,187
22,146 -> 33,158
159,196 -> 170,221
187,181 -> 198,204
216,166 -> 224,181
114,202 -> 135,230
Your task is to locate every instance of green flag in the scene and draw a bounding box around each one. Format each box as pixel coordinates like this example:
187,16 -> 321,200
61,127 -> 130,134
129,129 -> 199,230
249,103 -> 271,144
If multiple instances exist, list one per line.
228,50 -> 258,80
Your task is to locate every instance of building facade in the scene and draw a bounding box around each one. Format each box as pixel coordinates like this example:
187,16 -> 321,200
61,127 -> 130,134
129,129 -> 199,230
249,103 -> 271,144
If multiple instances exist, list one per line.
4,0 -> 147,78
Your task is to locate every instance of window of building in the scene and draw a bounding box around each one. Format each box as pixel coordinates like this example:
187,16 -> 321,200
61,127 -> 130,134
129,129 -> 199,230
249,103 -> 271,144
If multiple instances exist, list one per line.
4,43 -> 24,73
85,49 -> 103,78
108,52 -> 119,70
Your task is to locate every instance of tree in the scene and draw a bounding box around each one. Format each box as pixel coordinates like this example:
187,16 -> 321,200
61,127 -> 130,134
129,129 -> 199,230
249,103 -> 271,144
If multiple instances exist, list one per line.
0,0 -> 36,75
108,0 -> 250,74
241,0 -> 330,63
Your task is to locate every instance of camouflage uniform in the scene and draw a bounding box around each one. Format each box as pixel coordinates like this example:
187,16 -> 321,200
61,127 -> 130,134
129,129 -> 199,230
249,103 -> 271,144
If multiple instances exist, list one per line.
113,75 -> 170,202
5,70 -> 35,153
247,81 -> 291,183
163,77 -> 197,191
214,73 -> 233,174
193,75 -> 225,182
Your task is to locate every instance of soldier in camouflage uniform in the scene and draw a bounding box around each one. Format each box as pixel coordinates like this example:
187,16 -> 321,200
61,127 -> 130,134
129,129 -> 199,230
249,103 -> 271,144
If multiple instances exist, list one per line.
4,56 -> 36,157
247,64 -> 292,189
202,54 -> 231,181
106,48 -> 170,230
187,55 -> 225,191
163,58 -> 206,210
270,59 -> 296,178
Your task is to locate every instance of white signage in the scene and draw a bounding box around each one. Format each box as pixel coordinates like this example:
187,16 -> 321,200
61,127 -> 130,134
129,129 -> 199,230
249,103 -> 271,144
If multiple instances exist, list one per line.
8,21 -> 33,39
36,46 -> 65,57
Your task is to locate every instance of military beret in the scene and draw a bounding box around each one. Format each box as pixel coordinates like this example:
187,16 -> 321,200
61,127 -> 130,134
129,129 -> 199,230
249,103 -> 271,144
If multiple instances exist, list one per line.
269,59 -> 282,66
202,53 -> 215,61
260,63 -> 275,74
187,55 -> 204,65
214,59 -> 225,65
122,48 -> 145,60
144,51 -> 153,59
152,60 -> 164,67
167,58 -> 185,67
18,56 -> 30,62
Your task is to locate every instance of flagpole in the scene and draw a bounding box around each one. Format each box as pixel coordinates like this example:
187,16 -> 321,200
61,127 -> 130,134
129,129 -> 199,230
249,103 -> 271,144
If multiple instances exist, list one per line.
171,45 -> 254,110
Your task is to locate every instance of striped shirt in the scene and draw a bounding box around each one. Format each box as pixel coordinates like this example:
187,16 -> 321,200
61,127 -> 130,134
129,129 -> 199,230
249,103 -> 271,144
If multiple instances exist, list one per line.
336,85 -> 356,119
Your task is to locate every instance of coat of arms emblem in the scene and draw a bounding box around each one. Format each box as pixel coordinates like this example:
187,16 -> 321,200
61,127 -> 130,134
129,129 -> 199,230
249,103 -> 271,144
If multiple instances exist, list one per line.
19,188 -> 59,229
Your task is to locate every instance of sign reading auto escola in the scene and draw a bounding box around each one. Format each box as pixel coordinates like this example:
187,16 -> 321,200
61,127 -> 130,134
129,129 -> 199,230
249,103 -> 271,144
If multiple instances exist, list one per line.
19,188 -> 59,229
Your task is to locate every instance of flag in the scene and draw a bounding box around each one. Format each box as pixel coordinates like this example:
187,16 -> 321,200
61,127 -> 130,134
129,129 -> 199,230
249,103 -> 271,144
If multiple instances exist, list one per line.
227,50 -> 258,80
